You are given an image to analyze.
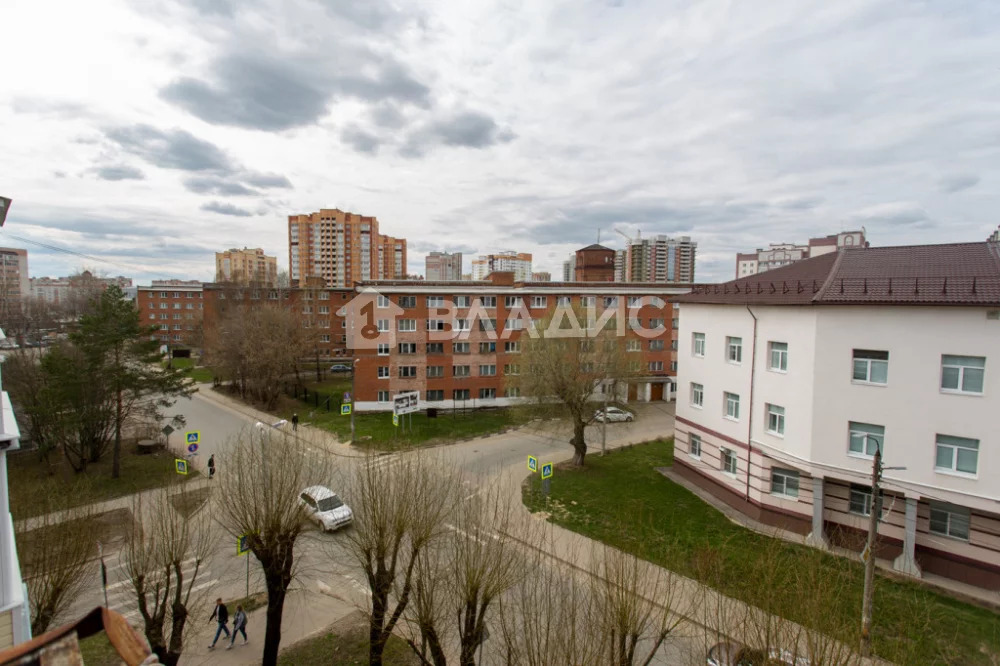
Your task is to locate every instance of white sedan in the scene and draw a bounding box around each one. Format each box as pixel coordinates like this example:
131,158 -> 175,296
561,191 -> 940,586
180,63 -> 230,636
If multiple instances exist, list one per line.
299,485 -> 354,532
593,407 -> 635,423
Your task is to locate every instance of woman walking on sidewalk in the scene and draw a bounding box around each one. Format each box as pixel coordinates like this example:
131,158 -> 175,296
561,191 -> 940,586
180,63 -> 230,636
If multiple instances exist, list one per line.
227,605 -> 248,649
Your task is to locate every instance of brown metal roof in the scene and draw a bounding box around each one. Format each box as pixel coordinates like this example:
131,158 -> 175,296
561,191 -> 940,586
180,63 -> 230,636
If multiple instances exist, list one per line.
677,242 -> 1000,307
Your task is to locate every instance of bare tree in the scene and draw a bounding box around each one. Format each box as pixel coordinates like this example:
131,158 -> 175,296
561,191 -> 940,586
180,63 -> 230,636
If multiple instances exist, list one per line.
119,484 -> 213,666
343,453 -> 457,666
14,493 -> 97,635
402,477 -> 529,666
512,305 -> 637,466
3,349 -> 63,464
213,425 -> 330,666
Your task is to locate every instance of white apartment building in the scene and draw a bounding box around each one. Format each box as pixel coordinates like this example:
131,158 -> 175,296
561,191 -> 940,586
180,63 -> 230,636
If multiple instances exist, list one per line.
471,252 -> 533,282
627,235 -> 697,283
675,241 -> 1000,589
735,230 -> 865,278
0,329 -> 30,649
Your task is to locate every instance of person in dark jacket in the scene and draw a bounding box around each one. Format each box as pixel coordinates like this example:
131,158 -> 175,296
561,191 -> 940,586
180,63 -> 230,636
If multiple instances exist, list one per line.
227,605 -> 248,648
292,413 -> 299,431
208,598 -> 229,648
207,455 -> 216,479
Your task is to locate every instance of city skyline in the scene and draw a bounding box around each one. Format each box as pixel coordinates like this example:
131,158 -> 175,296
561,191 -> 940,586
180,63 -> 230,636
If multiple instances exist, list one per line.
3,1 -> 1000,283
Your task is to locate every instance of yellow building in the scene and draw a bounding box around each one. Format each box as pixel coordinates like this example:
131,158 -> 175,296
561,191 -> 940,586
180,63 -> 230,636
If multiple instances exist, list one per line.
215,248 -> 278,287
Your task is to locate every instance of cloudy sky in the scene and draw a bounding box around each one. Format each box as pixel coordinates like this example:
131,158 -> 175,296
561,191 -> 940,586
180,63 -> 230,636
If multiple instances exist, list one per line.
3,0 -> 999,284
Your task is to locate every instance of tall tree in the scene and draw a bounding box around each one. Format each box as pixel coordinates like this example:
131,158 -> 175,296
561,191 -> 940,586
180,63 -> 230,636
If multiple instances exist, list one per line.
512,305 -> 637,466
73,285 -> 194,478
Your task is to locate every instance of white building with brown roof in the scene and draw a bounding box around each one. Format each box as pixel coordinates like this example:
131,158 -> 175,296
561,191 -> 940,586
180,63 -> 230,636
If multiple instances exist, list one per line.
675,241 -> 1000,590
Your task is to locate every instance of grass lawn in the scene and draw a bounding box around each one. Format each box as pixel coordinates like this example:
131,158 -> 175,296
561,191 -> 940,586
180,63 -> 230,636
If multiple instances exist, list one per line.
8,441 -> 199,519
523,439 -> 1000,666
275,377 -> 527,449
162,356 -> 214,383
279,611 -> 418,665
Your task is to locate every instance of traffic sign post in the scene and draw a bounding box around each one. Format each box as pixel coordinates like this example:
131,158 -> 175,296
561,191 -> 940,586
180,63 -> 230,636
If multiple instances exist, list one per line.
343,392 -> 352,404
185,431 -> 200,446
527,456 -> 538,473
392,414 -> 399,427
187,442 -> 199,454
541,462 -> 553,496
174,459 -> 189,475
341,404 -> 352,416
237,534 -> 252,598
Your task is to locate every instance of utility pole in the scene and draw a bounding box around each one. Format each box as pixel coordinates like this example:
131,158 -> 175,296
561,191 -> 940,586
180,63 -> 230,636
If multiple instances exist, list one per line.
350,359 -> 357,444
601,379 -> 609,455
860,438 -> 883,657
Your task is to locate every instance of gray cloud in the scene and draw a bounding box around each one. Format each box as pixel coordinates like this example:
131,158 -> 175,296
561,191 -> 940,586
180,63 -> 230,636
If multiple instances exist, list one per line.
341,125 -> 381,154
11,97 -> 89,119
401,111 -> 516,157
94,165 -> 146,181
371,103 -> 407,129
852,202 -> 933,228
201,201 -> 254,217
105,124 -> 233,172
189,0 -> 235,16
243,172 -> 292,188
939,174 -> 980,193
184,176 -> 257,196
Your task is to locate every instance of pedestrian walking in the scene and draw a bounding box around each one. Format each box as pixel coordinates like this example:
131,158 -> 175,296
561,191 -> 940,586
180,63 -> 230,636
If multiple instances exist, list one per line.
227,605 -> 248,649
207,454 -> 216,480
292,413 -> 299,431
207,598 -> 229,648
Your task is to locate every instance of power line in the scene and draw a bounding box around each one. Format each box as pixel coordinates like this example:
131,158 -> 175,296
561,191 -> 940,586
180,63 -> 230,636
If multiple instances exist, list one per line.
2,232 -> 188,281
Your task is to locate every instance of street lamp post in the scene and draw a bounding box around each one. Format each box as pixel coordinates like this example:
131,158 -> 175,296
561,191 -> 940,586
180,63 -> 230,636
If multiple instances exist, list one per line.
350,358 -> 358,444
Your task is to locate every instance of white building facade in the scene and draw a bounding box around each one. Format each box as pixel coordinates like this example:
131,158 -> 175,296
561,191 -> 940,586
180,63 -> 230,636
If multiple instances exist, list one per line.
675,242 -> 1000,589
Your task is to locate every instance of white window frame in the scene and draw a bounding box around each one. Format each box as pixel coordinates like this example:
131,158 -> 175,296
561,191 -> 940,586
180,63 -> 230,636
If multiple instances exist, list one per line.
691,383 -> 703,408
377,319 -> 390,332
377,390 -> 390,402
770,468 -> 799,498
928,502 -> 971,541
377,366 -> 390,379
726,336 -> 742,364
626,340 -> 640,352
689,434 -> 701,459
453,365 -> 471,377
453,318 -> 470,331
454,296 -> 471,308
848,422 -> 884,458
649,361 -> 663,372
377,343 -> 390,356
724,391 -> 740,420
377,294 -> 390,308
934,434 -> 979,476
427,296 -> 445,308
531,296 -> 547,308
504,341 -> 520,353
398,319 -> 417,332
504,296 -> 523,308
399,366 -> 417,378
849,484 -> 875,517
453,342 -> 470,353
766,404 -> 785,436
557,296 -> 572,306
427,366 -> 444,378
721,448 -> 737,476
940,355 -> 985,395
479,364 -> 497,376
768,342 -> 788,372
852,349 -> 888,385
693,333 -> 705,357
479,296 -> 496,308
398,342 -> 417,354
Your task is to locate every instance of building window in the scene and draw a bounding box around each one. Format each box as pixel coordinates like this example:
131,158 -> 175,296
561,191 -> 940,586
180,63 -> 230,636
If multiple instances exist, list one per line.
318,291 -> 329,300
173,314 -> 182,320
721,448 -> 737,475
479,388 -> 497,399
691,383 -> 703,407
426,390 -> 445,401
724,392 -> 740,420
479,364 -> 497,376
427,342 -> 444,354
427,296 -> 445,308
149,313 -> 156,319
693,332 -> 705,357
853,349 -> 888,384
478,318 -> 497,332
849,484 -> 876,516
454,319 -> 470,331
557,296 -> 572,306
453,342 -> 470,354
770,468 -> 799,498
672,318 -> 679,330
504,296 -> 523,308
427,366 -> 444,378
377,294 -> 390,308
941,355 -> 985,394
427,319 -> 446,331
160,291 -> 168,298
504,363 -> 520,375
726,336 -> 742,363
377,391 -> 390,402
504,341 -> 520,353
929,502 -> 971,541
318,306 -> 330,314
268,290 -> 278,300
186,303 -> 193,309
649,361 -> 663,372
453,365 -> 471,377
319,334 -> 331,342
479,342 -> 496,353
160,314 -> 168,320
377,366 -> 390,379
399,366 -> 417,378
581,296 -> 596,307
689,434 -> 702,458
649,340 -> 664,351
935,434 -> 979,475
624,340 -> 640,352
603,296 -> 618,308
649,318 -> 664,329
377,319 -> 390,332
479,296 -> 496,308
455,296 -> 471,308
399,296 -> 416,308
302,305 -> 313,314
766,404 -> 785,436
670,361 -> 677,372
399,343 -> 417,354
531,296 -> 547,308
848,422 -> 884,457
453,389 -> 470,401
769,342 -> 788,372
398,319 -> 417,332
377,343 -> 389,356
160,303 -> 168,309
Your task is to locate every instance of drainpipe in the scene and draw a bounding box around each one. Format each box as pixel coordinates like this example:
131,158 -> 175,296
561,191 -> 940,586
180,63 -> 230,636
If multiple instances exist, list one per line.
745,305 -> 758,503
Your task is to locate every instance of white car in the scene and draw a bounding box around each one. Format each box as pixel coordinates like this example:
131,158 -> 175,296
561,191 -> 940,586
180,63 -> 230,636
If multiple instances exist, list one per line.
707,641 -> 811,666
299,485 -> 353,532
594,407 -> 635,423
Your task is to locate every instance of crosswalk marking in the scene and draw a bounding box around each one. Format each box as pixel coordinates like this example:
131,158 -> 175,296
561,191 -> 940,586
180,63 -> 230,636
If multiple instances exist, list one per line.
364,454 -> 403,471
106,576 -> 219,621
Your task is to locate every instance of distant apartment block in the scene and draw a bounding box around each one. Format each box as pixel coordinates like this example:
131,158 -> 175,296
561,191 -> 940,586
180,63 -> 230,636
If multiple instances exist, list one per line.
736,230 -> 866,278
562,256 -> 576,282
470,252 -> 532,282
29,272 -> 132,305
989,225 -> 999,242
137,284 -> 203,347
0,248 -> 28,302
426,252 -> 463,281
288,208 -> 407,288
216,247 -> 278,286
531,271 -> 551,282
675,240 -> 1000,589
626,235 -> 697,283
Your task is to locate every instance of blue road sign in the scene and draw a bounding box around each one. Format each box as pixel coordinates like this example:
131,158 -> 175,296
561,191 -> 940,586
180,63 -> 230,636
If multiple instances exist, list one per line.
341,404 -> 352,415
237,534 -> 251,556
175,459 -> 189,475
185,431 -> 200,445
343,392 -> 352,404
541,462 -> 553,480
187,442 -> 199,454
527,456 -> 538,473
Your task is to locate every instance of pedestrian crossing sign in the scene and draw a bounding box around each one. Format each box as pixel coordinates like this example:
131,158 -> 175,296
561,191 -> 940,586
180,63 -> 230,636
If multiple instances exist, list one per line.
175,458 -> 189,475
393,414 -> 399,427
527,456 -> 538,473
237,534 -> 251,556
341,404 -> 352,415
541,462 -> 553,479
185,431 -> 200,445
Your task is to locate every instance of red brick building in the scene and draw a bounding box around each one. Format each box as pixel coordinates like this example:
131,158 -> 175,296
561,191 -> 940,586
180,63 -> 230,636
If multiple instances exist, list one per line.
574,244 -> 616,282
137,283 -> 204,347
349,272 -> 692,411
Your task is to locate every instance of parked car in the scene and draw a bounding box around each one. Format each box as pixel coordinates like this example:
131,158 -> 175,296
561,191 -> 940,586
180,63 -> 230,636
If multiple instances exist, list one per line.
299,485 -> 353,532
594,406 -> 635,423
329,364 -> 353,373
707,641 -> 810,666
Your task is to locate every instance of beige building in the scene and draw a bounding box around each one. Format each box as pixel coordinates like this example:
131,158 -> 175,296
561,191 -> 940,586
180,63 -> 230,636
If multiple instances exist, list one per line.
288,209 -> 407,288
0,248 -> 28,302
426,252 -> 463,280
470,251 -> 532,281
216,247 -> 278,286
736,230 -> 866,278
626,235 -> 697,283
